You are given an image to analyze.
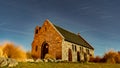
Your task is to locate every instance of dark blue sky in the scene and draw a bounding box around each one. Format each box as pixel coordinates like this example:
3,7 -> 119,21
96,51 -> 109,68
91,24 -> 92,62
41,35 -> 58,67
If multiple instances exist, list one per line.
0,0 -> 120,56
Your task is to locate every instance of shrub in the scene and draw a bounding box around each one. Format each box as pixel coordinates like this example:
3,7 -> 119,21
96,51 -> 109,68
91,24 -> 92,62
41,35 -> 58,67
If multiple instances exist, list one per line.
89,56 -> 94,62
94,56 -> 102,62
103,50 -> 120,63
2,43 -> 26,61
89,56 -> 102,63
26,51 -> 32,59
89,50 -> 120,63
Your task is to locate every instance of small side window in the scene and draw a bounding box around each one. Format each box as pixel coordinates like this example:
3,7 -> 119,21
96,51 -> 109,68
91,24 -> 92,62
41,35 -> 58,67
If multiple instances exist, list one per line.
45,27 -> 47,31
75,45 -> 77,51
35,29 -> 38,34
35,46 -> 38,52
80,47 -> 82,52
86,49 -> 90,54
81,47 -> 83,53
86,49 -> 89,54
72,44 -> 74,51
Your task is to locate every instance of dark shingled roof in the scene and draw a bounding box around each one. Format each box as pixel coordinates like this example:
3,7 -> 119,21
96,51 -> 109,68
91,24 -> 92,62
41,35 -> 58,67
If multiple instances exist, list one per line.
54,25 -> 94,50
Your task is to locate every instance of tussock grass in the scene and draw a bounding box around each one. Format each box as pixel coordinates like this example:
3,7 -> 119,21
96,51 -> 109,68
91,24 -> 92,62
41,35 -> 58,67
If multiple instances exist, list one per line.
0,42 -> 26,61
10,62 -> 120,68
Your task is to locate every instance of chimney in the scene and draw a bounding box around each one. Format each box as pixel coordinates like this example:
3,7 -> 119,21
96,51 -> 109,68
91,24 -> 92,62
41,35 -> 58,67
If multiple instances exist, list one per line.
77,33 -> 80,37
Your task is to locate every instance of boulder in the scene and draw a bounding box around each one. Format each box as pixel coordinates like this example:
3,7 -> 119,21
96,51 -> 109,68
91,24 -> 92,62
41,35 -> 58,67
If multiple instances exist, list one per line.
0,57 -> 8,67
0,57 -> 18,67
55,59 -> 62,63
7,58 -> 18,67
44,59 -> 48,62
48,58 -> 55,62
35,59 -> 43,63
26,59 -> 34,62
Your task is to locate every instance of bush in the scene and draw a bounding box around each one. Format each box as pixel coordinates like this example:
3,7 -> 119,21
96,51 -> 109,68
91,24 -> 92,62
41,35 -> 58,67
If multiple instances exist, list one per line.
89,50 -> 120,63
103,50 -> 120,63
89,56 -> 94,62
89,56 -> 102,63
94,56 -> 102,63
26,51 -> 32,59
2,42 -> 26,61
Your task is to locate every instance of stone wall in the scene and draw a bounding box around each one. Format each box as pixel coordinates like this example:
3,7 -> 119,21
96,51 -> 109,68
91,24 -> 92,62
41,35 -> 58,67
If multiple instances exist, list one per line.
62,40 -> 94,62
32,20 -> 63,59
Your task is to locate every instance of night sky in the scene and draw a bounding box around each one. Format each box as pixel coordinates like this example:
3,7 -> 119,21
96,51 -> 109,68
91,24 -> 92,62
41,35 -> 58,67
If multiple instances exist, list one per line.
0,0 -> 120,56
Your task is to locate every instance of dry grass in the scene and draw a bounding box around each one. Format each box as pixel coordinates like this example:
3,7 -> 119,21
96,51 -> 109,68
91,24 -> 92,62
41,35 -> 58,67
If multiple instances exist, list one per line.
3,62 -> 120,68
0,42 -> 26,61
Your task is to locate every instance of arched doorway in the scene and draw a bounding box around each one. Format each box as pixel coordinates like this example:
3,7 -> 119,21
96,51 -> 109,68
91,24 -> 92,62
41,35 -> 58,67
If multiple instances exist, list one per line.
68,48 -> 72,61
77,51 -> 80,61
41,42 -> 49,59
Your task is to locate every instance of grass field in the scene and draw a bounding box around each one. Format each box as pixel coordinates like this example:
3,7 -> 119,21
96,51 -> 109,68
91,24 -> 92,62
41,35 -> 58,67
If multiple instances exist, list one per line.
2,62 -> 120,68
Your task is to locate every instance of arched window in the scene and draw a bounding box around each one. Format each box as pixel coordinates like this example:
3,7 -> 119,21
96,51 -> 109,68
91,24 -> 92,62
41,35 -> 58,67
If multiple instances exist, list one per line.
80,47 -> 82,52
45,27 -> 47,31
35,29 -> 38,34
72,44 -> 77,52
72,44 -> 74,51
75,45 -> 77,51
35,45 -> 38,52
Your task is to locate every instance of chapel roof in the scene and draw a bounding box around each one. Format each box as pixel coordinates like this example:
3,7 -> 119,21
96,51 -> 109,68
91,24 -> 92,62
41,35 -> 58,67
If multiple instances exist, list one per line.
53,24 -> 94,50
